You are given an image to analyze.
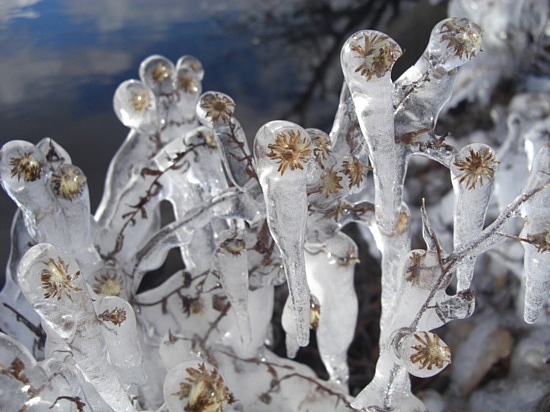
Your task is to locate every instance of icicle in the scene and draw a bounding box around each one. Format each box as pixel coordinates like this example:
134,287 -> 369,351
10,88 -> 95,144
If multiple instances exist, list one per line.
254,120 -> 312,347
450,143 -> 498,291
304,233 -> 359,385
17,244 -> 136,412
341,29 -> 403,234
213,231 -> 251,344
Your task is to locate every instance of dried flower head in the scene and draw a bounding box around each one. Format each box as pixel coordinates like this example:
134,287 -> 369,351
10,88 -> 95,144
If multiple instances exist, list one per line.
440,18 -> 483,60
267,130 -> 312,175
172,363 -> 234,412
320,168 -> 344,198
51,164 -> 87,200
309,295 -> 321,330
151,62 -> 171,83
40,257 -> 81,301
409,332 -> 451,371
337,245 -> 361,267
453,147 -> 497,190
131,89 -> 151,112
178,74 -> 199,93
516,230 -> 550,253
310,132 -> 331,162
351,32 -> 401,80
341,156 -> 369,189
93,272 -> 122,296
98,307 -> 127,326
221,237 -> 245,256
200,93 -> 235,124
9,152 -> 43,182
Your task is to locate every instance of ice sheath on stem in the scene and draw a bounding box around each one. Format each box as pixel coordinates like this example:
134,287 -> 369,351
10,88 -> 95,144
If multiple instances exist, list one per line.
254,120 -> 312,347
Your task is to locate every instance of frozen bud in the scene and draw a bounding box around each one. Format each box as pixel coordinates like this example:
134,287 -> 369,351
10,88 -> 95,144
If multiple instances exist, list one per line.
139,55 -> 176,95
113,79 -> 157,131
164,361 -> 234,412
396,331 -> 451,378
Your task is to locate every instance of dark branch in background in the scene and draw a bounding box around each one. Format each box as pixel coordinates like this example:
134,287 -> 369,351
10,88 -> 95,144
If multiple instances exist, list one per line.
225,0 -> 418,126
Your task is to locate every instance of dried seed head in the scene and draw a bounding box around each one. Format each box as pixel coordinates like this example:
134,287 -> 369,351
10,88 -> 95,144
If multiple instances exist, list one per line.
172,363 -> 234,411
341,156 -> 369,189
440,18 -> 483,61
9,152 -> 43,182
320,168 -> 343,198
131,89 -> 151,112
98,307 -> 127,326
151,62 -> 171,83
453,146 -> 498,190
309,295 -> 321,330
51,164 -> 87,200
267,129 -> 312,175
409,332 -> 451,372
221,237 -> 246,256
40,257 -> 81,301
309,131 -> 331,162
178,74 -> 199,93
93,272 -> 122,296
200,93 -> 235,124
351,32 -> 401,80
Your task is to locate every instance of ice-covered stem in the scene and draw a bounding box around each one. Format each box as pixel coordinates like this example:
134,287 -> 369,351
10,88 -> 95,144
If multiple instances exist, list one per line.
213,231 -> 251,344
341,30 -> 403,235
17,244 -> 136,411
517,144 -> 550,323
0,140 -> 100,275
450,143 -> 498,291
197,92 -> 257,188
254,121 -> 312,347
353,249 -> 453,410
394,18 -> 482,164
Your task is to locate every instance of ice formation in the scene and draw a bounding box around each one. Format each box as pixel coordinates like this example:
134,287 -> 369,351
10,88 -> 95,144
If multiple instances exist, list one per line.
0,2 -> 548,411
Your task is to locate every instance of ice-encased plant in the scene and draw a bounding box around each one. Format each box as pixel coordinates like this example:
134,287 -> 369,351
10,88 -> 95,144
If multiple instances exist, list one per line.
0,12 -> 548,412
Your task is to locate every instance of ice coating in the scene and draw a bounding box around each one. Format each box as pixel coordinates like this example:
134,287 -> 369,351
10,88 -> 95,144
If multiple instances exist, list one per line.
113,79 -> 158,133
341,30 -> 403,235
163,360 -> 233,412
451,143 -> 498,291
213,232 -> 251,344
393,18 -> 481,165
17,244 -> 136,412
518,144 -> 550,323
197,91 -> 256,189
305,233 -> 359,385
254,120 -> 312,347
97,295 -> 146,387
0,11 -> 548,410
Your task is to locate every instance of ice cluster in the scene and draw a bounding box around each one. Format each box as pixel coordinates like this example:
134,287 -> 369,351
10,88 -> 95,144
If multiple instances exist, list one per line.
0,1 -> 548,411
